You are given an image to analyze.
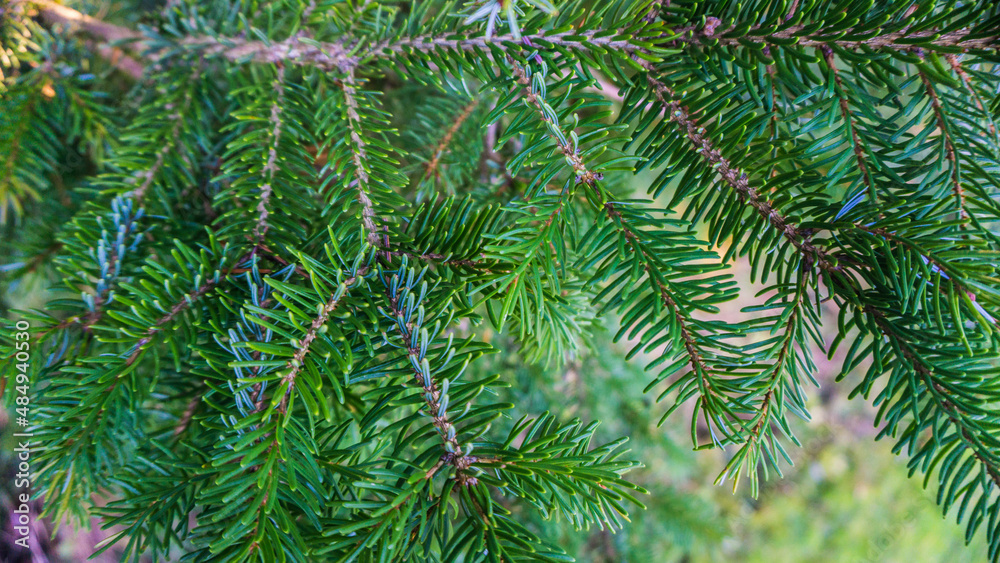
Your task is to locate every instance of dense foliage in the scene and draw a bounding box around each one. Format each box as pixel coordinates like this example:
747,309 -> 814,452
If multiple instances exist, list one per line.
2,0 -> 1000,561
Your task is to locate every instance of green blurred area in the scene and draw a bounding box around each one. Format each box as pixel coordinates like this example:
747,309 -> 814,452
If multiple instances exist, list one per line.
480,319 -> 990,563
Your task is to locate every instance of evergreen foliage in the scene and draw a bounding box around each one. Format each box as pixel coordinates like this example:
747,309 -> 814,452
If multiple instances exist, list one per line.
2,0 -> 1000,560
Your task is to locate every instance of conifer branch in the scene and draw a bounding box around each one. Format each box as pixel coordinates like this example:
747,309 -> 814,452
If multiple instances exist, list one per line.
947,54 -> 1000,149
80,199 -> 144,331
339,71 -> 385,251
642,66 -> 997,327
382,274 -> 477,483
820,46 -> 876,203
31,250 -> 249,516
89,42 -> 144,79
643,70 -> 841,273
253,65 -> 286,243
643,0 -> 666,23
125,275 -> 219,366
420,99 -> 479,187
131,65 -> 200,204
918,67 -> 966,220
185,28 -> 643,72
665,20 -> 1000,52
867,306 -> 1000,488
385,249 -> 493,271
508,61 -> 728,413
748,270 -> 807,445
52,65 -> 199,333
855,224 -> 998,329
12,1 -> 1000,558
278,273 -> 359,412
51,204 -> 144,334
34,1 -> 1000,83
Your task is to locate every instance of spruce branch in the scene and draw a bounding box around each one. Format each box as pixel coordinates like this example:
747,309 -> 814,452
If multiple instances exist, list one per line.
663,19 -> 1000,52
123,258 -> 232,365
130,64 -> 202,205
253,65 -> 286,243
948,54 -> 1000,141
385,249 -> 493,271
866,305 -> 1000,487
918,64 -> 966,220
820,46 -> 877,204
9,1 -> 1000,559
420,98 -> 479,187
718,265 -> 813,494
643,69 -> 842,273
380,264 -> 477,483
278,269 -> 361,412
81,196 -> 145,331
340,71 -> 386,251
636,63 -> 1000,330
33,1 -> 1000,84
33,4 -> 648,74
853,224 -> 999,331
506,59 -> 738,435
172,393 -> 200,436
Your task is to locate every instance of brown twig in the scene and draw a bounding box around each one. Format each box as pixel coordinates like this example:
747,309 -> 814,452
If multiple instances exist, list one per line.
665,20 -> 999,52
821,46 -> 875,203
918,67 -> 966,220
33,2 -> 999,87
32,1 -> 143,78
642,68 -> 841,273
253,65 -> 286,242
385,249 -> 493,271
419,99 -> 479,187
277,272 -> 360,412
339,71 -> 385,252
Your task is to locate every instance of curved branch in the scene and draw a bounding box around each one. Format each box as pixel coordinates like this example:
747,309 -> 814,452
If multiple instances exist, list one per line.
665,20 -> 999,52
643,70 -> 842,273
868,306 -> 1000,488
419,98 -> 479,187
34,2 -> 999,83
253,65 -> 286,243
918,66 -> 966,220
339,71 -> 385,251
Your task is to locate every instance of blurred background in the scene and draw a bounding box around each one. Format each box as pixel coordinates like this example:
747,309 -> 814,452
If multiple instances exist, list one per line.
1,253 -> 989,562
